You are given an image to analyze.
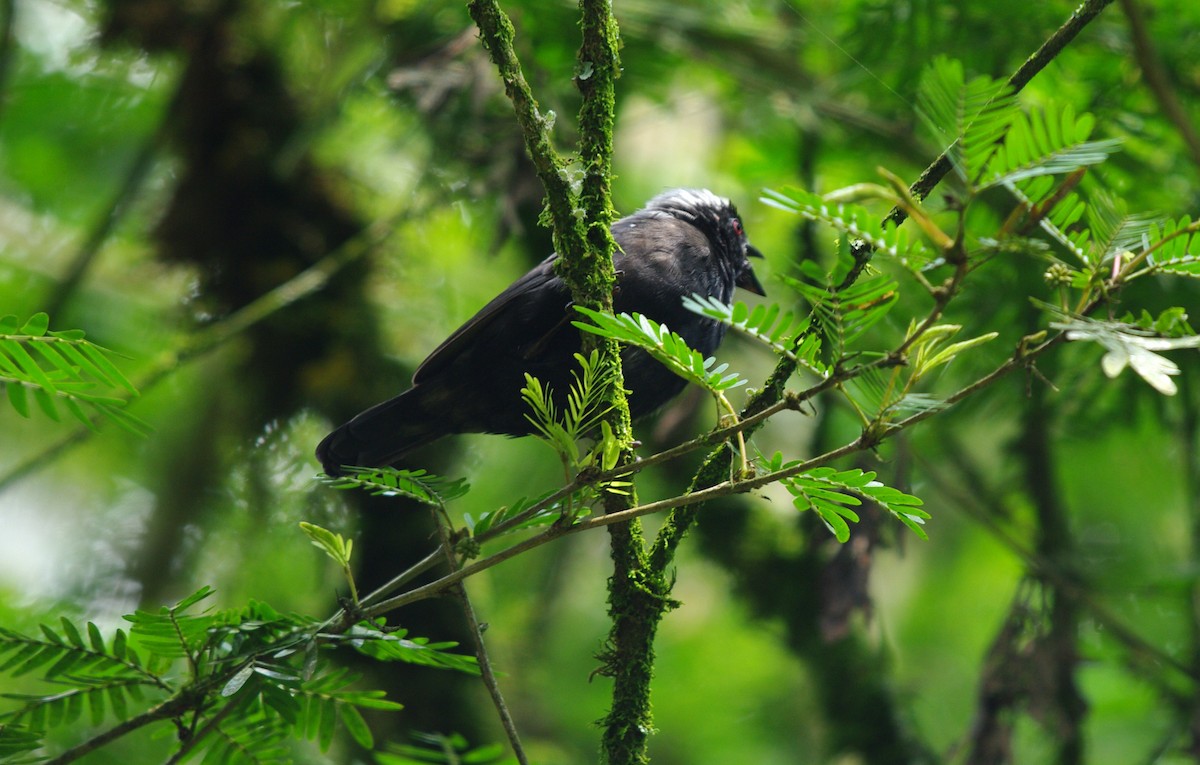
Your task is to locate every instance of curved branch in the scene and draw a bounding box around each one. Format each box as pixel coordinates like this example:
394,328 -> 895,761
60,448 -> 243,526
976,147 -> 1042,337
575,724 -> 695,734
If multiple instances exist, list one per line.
466,1 -> 583,266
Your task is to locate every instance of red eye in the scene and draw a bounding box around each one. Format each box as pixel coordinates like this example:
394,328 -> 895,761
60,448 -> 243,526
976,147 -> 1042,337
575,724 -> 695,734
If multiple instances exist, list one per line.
731,218 -> 743,237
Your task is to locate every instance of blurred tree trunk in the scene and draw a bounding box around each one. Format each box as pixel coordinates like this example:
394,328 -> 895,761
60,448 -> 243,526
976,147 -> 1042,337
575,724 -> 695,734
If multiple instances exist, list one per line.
100,0 -> 484,743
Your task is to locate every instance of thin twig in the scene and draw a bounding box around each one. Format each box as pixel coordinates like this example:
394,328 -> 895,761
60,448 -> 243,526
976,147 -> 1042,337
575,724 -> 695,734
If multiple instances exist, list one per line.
428,506 -> 529,765
466,0 -> 582,263
162,694 -> 242,765
1119,0 -> 1200,167
355,549 -> 442,610
43,700 -> 182,765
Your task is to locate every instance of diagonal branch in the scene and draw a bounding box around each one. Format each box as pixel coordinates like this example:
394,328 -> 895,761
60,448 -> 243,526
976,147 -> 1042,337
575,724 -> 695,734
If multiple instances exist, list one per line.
466,0 -> 588,273
906,0 -> 1118,209
1119,0 -> 1200,168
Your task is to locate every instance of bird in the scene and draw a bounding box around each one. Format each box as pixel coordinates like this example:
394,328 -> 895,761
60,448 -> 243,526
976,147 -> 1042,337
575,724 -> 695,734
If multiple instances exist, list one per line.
316,188 -> 765,475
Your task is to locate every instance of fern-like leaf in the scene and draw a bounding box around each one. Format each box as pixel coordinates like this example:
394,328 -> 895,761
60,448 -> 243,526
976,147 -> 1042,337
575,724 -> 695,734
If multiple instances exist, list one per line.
1146,215 -> 1200,277
521,350 -> 615,468
0,723 -> 43,761
338,624 -> 479,675
3,676 -> 153,731
289,667 -> 404,750
378,732 -> 512,765
0,312 -> 149,435
198,697 -> 291,765
682,295 -> 830,377
779,271 -> 898,355
319,467 -> 469,506
465,491 -> 569,537
982,104 -> 1121,188
762,454 -> 930,541
1083,192 -> 1163,266
761,187 -> 932,267
124,586 -> 218,661
916,56 -> 1018,187
0,618 -> 158,687
572,307 -> 747,393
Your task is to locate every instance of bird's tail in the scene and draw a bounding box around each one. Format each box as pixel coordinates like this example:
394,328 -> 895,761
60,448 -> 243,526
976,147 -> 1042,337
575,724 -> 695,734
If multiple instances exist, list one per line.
316,387 -> 447,475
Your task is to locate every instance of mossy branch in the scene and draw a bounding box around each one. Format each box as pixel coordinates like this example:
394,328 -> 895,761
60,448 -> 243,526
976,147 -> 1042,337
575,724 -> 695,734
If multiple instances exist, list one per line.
466,0 -> 587,280
469,4 -> 653,764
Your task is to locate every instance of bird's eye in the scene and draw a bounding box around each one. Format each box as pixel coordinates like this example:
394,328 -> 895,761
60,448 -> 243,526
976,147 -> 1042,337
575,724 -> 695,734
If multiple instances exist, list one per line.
731,217 -> 743,237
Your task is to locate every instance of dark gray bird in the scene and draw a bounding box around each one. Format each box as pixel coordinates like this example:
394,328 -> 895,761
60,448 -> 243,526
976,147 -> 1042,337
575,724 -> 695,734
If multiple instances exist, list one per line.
317,188 -> 764,475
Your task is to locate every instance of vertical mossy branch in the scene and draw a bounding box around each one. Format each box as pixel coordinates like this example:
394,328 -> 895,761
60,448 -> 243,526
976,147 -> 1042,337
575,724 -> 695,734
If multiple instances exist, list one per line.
469,3 -> 656,763
466,0 -> 584,267
467,0 -> 624,360
572,4 -> 663,763
570,0 -> 630,438
572,4 -> 664,765
564,0 -> 619,310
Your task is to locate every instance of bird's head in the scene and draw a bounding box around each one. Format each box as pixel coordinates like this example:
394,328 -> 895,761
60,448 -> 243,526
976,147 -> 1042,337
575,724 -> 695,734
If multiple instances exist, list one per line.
644,188 -> 766,295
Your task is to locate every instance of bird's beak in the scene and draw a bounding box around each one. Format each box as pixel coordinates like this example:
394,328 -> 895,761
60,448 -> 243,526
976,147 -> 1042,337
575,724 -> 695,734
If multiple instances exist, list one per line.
737,245 -> 766,295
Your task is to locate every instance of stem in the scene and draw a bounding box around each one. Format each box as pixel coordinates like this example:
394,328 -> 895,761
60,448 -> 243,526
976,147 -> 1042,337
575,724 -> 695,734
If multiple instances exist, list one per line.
466,0 -> 582,266
1115,220 -> 1200,283
163,695 -> 241,765
42,697 -> 188,765
429,507 -> 529,765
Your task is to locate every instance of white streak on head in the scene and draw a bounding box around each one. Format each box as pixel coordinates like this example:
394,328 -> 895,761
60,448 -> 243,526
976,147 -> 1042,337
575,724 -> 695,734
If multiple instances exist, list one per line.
644,188 -> 731,220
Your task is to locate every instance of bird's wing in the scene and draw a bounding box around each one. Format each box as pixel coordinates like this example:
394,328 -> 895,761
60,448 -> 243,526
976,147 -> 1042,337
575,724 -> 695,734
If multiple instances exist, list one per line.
412,254 -> 569,383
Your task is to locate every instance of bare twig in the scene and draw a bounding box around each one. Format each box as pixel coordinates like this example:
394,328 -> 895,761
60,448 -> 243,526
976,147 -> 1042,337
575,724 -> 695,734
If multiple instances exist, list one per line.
428,508 -> 529,765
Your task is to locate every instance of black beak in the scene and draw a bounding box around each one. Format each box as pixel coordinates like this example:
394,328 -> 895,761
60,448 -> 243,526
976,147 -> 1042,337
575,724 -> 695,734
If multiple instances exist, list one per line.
736,244 -> 766,295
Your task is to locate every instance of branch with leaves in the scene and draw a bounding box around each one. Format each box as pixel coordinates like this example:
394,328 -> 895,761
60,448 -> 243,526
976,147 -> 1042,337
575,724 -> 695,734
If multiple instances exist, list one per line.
0,584 -> 476,764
